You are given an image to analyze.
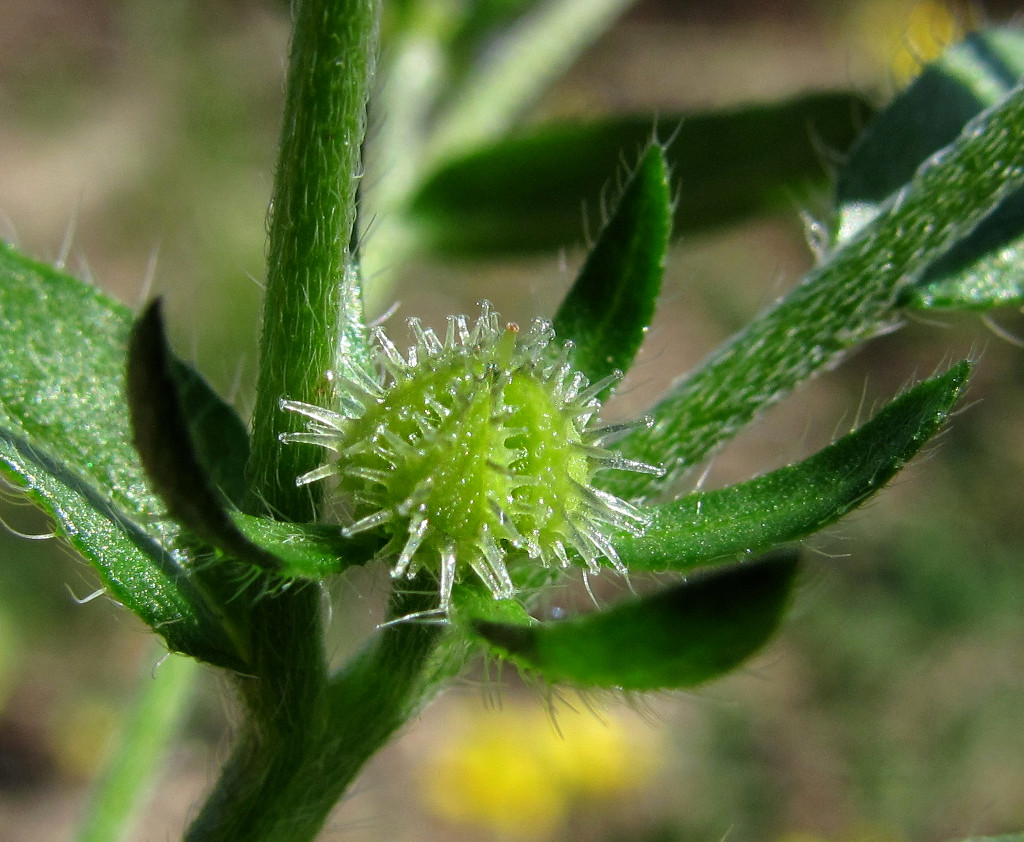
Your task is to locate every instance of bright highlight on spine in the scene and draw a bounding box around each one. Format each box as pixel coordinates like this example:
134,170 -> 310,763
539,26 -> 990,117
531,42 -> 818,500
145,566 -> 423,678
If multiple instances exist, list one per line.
280,302 -> 663,614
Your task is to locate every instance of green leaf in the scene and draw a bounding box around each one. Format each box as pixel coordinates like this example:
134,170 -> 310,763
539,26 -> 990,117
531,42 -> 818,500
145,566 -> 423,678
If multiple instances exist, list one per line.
610,82 -> 1024,497
422,0 -> 637,166
407,91 -> 871,254
553,144 -> 670,386
124,297 -> 378,584
0,243 -> 246,670
363,0 -> 639,299
230,513 -> 378,579
472,550 -> 798,690
169,350 -> 251,510
836,28 -> 1024,311
442,0 -> 544,77
616,362 -> 970,571
126,300 -> 283,572
0,427 -> 246,671
449,581 -> 537,628
908,212 -> 1024,310
123,300 -> 409,583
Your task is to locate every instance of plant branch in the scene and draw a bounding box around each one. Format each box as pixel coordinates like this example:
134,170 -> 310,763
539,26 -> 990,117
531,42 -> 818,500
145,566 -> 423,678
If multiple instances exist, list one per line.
612,82 -> 1024,497
248,0 -> 378,522
183,588 -> 452,842
184,3 -> 390,841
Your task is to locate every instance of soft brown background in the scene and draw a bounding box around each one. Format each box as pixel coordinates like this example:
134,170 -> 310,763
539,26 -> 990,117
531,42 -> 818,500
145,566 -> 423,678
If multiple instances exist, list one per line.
1,2 -> 1023,840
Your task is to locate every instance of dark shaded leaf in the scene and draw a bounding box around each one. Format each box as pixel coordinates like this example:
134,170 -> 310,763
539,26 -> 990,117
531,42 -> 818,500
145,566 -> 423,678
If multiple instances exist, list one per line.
617,362 -> 970,571
169,358 -> 250,508
835,28 -> 1024,310
409,91 -> 872,253
126,300 -> 281,572
836,31 -> 1024,209
128,303 -> 382,582
473,550 -> 798,690
554,144 -> 670,386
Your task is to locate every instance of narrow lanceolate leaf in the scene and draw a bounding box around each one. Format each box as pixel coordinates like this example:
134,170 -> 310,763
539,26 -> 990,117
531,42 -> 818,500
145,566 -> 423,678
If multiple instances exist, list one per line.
423,0 -> 637,165
169,349 -> 251,509
553,144 -> 670,386
473,550 -> 798,690
836,29 -> 1024,215
438,0 -> 544,82
408,91 -> 871,253
127,300 -> 281,572
610,83 -> 1024,498
616,362 -> 970,571
836,28 -> 1024,311
0,429 -> 245,671
230,513 -> 379,579
0,243 -> 247,670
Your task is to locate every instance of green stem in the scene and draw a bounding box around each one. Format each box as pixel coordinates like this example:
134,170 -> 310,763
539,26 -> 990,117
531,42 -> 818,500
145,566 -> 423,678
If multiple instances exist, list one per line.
183,717 -> 332,842
248,0 -> 378,523
186,4 -> 451,840
184,589 -> 450,842
76,648 -> 198,842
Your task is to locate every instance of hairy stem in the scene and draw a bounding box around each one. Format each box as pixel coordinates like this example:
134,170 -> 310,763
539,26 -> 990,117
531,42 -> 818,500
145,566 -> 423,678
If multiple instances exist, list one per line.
186,2 -> 389,841
186,3 -> 458,840
184,589 -> 449,842
248,0 -> 378,523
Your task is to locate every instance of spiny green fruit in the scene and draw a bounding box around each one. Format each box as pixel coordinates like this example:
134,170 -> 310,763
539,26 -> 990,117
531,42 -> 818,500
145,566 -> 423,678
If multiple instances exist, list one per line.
281,302 -> 663,615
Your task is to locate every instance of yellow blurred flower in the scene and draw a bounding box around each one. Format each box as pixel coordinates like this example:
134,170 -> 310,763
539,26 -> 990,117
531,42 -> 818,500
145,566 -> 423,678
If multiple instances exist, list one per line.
418,700 -> 663,840
849,0 -> 978,84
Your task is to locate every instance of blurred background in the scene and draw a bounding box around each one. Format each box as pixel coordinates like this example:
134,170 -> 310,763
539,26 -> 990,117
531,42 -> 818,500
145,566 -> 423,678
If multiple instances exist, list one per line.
1,1 -> 1024,840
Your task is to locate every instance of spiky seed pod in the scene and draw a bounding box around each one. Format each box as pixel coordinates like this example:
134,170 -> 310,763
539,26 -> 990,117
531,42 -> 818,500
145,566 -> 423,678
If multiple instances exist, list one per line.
280,302 -> 663,615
